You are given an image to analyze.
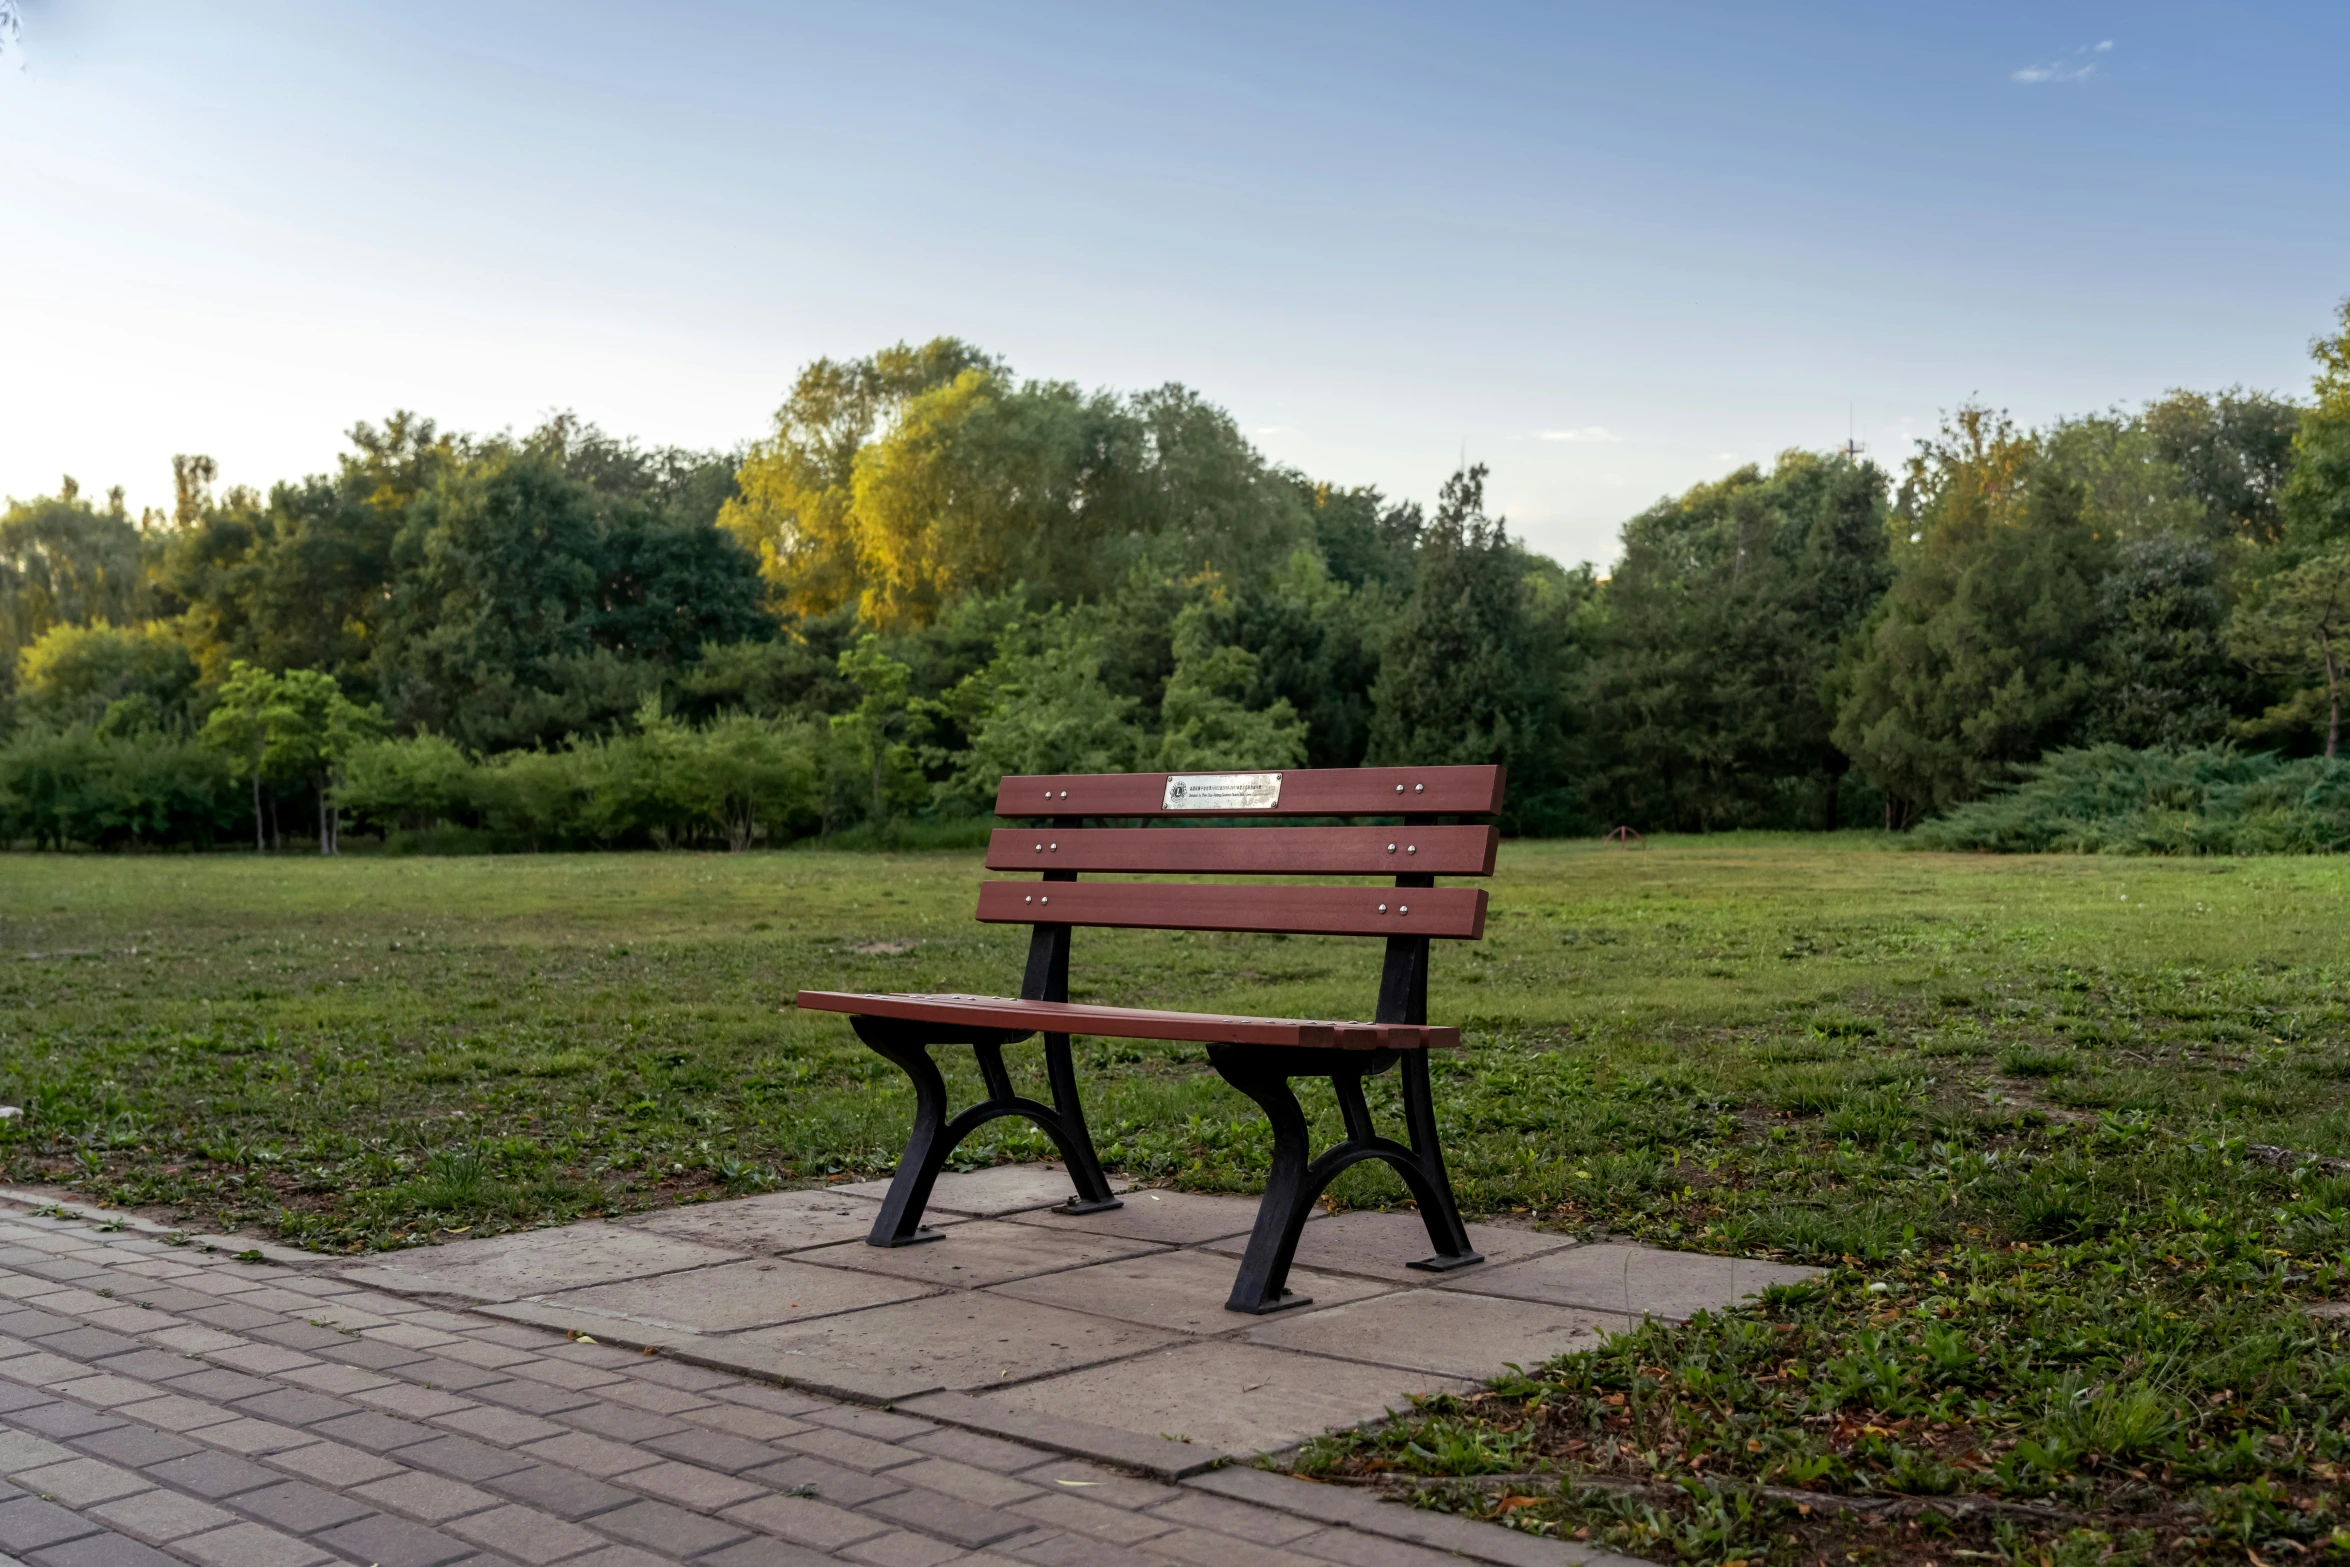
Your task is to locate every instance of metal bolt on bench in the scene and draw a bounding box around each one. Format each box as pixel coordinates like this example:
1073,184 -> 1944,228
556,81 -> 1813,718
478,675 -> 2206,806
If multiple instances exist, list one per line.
797,764 -> 1505,1313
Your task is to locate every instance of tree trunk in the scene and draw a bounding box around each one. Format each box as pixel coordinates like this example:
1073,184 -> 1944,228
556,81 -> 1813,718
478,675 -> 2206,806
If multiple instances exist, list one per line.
252,771 -> 264,853
268,791 -> 280,851
2325,631 -> 2340,762
319,776 -> 331,856
870,750 -> 884,827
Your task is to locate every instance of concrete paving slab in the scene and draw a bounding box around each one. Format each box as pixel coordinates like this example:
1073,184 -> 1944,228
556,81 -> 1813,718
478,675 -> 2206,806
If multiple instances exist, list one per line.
834,1163 -> 1133,1217
710,1292 -> 1177,1402
984,1338 -> 1466,1457
1247,1288 -> 1635,1379
987,1250 -> 1392,1335
793,1220 -> 1164,1289
1203,1210 -> 1575,1281
1444,1241 -> 1822,1321
624,1189 -> 958,1254
1002,1189 -> 1278,1246
338,1227 -> 744,1303
483,1258 -> 934,1340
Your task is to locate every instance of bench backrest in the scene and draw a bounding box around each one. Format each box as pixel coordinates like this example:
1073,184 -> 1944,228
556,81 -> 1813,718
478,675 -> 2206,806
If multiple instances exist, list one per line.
980,765 -> 1505,1025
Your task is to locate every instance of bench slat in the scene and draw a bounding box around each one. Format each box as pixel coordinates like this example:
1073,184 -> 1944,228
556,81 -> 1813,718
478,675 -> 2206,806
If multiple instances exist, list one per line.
983,825 -> 1497,876
973,880 -> 1486,939
996,765 -> 1504,819
796,990 -> 1458,1050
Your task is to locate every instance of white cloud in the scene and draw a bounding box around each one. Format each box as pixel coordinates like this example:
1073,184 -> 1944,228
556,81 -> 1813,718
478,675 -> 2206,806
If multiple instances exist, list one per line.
1534,426 -> 1621,443
2012,40 -> 2112,84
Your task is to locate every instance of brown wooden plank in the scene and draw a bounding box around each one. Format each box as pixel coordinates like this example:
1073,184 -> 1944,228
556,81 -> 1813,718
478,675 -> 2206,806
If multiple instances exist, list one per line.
795,990 -> 1459,1050
984,825 -> 1497,877
972,880 -> 1486,939
994,765 -> 1505,819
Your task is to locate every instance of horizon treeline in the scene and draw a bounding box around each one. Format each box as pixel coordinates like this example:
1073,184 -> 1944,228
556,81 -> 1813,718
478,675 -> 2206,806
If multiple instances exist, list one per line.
4,303 -> 2349,853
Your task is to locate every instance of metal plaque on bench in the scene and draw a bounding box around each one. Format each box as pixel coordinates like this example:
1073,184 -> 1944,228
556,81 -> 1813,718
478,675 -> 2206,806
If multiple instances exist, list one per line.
1163,772 -> 1282,811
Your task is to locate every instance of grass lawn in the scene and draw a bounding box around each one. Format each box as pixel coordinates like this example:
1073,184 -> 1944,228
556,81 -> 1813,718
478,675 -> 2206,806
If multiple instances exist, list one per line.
4,836 -> 2349,1564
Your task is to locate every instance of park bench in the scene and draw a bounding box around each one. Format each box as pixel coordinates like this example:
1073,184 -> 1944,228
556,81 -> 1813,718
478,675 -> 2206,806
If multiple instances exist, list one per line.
796,764 -> 1502,1314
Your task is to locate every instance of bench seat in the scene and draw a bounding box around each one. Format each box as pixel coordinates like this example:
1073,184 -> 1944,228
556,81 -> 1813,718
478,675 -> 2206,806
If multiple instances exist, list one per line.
796,990 -> 1458,1051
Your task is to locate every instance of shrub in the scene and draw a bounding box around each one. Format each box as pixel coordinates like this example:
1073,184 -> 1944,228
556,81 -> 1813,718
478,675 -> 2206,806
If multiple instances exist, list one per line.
1915,743 -> 2350,854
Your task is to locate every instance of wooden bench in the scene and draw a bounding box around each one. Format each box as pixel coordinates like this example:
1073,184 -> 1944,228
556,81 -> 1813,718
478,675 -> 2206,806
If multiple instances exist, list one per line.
796,764 -> 1502,1314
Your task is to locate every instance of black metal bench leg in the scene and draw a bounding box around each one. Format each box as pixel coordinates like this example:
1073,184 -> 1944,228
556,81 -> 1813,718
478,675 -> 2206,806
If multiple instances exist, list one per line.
1210,1048 -> 1319,1315
1397,1049 -> 1482,1272
855,1027 -> 954,1248
1043,1033 -> 1123,1214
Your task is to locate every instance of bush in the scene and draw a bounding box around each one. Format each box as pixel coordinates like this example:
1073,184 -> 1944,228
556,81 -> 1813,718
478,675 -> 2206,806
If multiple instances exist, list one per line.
1915,743 -> 2350,854
0,726 -> 241,849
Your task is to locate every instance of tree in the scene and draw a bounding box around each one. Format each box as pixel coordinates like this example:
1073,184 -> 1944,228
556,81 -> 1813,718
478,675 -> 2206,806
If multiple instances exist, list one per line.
1154,600 -> 1307,770
13,621 -> 200,734
200,662 -> 383,852
2228,549 -> 2350,760
1366,466 -> 1561,794
1585,450 -> 1889,830
1833,410 -> 2112,823
2280,299 -> 2350,559
1,480 -> 149,689
828,635 -> 922,829
2142,388 -> 2302,544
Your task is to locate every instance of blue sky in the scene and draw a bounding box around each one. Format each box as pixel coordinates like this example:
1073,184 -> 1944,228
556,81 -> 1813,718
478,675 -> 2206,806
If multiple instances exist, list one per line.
3,1 -> 2344,567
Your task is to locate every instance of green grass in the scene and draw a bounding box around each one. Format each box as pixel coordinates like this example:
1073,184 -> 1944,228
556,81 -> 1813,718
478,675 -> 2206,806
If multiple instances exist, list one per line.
5,836 -> 2350,1562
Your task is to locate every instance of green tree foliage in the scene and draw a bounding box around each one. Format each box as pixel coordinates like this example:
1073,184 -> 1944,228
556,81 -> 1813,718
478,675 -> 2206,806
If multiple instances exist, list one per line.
1586,451 -> 1890,830
2142,388 -> 2302,543
0,479 -> 151,722
14,621 -> 200,734
2279,299 -> 2350,557
2227,548 -> 2350,759
827,636 -> 924,828
1154,599 -> 1309,770
1367,467 -> 1566,801
1834,410 -> 2114,823
0,727 -> 239,850
199,662 -> 384,853
724,340 -> 1312,629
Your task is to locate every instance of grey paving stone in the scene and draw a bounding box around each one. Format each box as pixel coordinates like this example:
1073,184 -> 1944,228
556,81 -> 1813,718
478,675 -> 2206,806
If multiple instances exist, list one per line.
354,1383 -> 476,1420
22,1330 -> 138,1362
551,1401 -> 687,1443
1438,1241 -> 1824,1322
347,1471 -> 502,1523
1134,1524 -> 1331,1567
737,1453 -> 905,1507
66,1427 -> 200,1469
82,1352 -> 199,1383
720,1490 -> 890,1552
233,1479 -> 375,1533
796,1221 -> 1161,1291
158,1367 -> 279,1402
199,1416 -> 324,1456
1182,1465 -> 1623,1567
83,1487 -> 236,1544
314,1511 -> 475,1567
625,1359 -> 748,1395
638,1426 -> 786,1473
341,1229 -> 744,1305
1247,1288 -> 1633,1380
592,1496 -> 750,1556
773,1428 -> 924,1475
1203,1211 -> 1575,1281
396,1435 -> 537,1483
982,1338 -> 1463,1458
0,1496 -> 100,1552
464,1380 -> 596,1417
182,1303 -> 281,1333
559,1548 -> 677,1567
840,1528 -> 969,1566
200,1344 -> 320,1376
443,1502 -> 606,1564
834,1165 -> 1133,1219
698,1539 -> 838,1567
231,1388 -> 361,1427
718,1292 -> 1176,1402
140,1450 -> 281,1499
613,1458 -> 764,1510
264,1440 -> 406,1488
315,1338 -> 433,1370
24,1528 -> 183,1567
678,1403 -> 807,1442
3,1405 -> 121,1440
893,1393 -> 1213,1481
706,1383 -> 830,1418
11,1457 -> 145,1506
1144,1489 -> 1321,1544
988,1249 -> 1391,1334
308,1410 -> 438,1453
395,1357 -> 514,1392
1003,1189 -> 1275,1248
899,1425 -> 1049,1475
796,1405 -> 933,1443
170,1520 -> 337,1567
861,1484 -> 1033,1547
628,1189 -> 942,1256
479,1463 -> 638,1519
245,1323 -> 352,1353
508,1431 -> 657,1480
432,1405 -> 566,1447
883,1456 -> 1039,1509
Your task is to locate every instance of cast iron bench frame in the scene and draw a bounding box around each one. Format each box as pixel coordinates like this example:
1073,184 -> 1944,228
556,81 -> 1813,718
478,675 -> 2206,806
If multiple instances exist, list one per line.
796,764 -> 1503,1313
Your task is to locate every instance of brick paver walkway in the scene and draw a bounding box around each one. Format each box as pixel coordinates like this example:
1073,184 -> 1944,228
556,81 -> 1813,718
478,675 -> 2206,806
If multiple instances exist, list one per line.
0,1196 -> 1616,1567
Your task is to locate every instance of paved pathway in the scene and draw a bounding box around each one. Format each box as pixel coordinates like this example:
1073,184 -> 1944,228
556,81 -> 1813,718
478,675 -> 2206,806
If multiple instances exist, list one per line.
338,1166 -> 1814,1465
0,1188 -> 1643,1567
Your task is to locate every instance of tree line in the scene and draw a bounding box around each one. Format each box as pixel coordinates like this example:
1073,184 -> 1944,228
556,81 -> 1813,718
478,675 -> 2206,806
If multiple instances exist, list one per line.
4,302 -> 2347,852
